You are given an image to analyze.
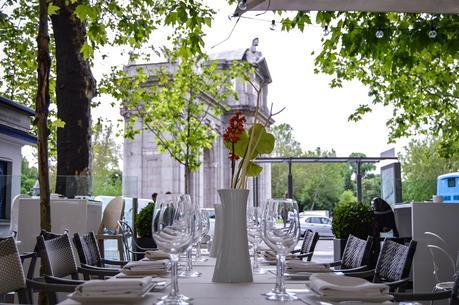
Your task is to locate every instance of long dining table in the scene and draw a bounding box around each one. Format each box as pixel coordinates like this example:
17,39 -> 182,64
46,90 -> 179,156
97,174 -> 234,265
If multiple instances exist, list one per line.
57,257 -> 416,305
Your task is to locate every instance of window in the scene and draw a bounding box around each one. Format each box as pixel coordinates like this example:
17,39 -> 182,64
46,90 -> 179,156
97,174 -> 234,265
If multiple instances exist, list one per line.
321,218 -> 331,224
310,217 -> 321,224
447,178 -> 456,188
0,160 -> 11,220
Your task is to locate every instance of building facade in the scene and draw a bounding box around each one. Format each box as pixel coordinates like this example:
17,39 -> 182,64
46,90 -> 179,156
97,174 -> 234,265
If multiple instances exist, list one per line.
0,96 -> 36,232
122,40 -> 273,207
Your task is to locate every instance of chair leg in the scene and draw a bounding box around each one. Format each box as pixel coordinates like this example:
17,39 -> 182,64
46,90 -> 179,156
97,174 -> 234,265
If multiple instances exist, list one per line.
17,288 -> 30,304
117,238 -> 125,261
98,239 -> 105,258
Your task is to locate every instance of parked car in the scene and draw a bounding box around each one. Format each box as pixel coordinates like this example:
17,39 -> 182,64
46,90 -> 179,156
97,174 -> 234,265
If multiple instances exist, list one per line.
299,215 -> 334,238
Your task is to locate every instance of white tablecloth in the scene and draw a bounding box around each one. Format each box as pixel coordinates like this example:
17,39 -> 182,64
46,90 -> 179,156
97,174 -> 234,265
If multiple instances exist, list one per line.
57,257 -> 414,305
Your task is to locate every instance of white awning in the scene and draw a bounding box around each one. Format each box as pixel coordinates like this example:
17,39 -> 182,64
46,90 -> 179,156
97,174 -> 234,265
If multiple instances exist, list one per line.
238,0 -> 459,14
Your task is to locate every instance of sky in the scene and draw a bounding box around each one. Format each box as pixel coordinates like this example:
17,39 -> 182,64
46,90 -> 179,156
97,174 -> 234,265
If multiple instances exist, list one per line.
88,0 -> 410,160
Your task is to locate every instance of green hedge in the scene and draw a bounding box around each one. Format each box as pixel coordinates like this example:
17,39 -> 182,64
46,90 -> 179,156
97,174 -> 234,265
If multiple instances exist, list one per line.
332,201 -> 374,239
135,203 -> 154,238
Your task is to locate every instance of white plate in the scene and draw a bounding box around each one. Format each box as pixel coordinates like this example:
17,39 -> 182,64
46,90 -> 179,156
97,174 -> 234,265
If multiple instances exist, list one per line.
69,283 -> 155,304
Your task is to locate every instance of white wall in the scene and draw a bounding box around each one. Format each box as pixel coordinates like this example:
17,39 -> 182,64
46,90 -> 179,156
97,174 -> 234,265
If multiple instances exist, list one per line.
0,136 -> 23,207
411,202 -> 459,292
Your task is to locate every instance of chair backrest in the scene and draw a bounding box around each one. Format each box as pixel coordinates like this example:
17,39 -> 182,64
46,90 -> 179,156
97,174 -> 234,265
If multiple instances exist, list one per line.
37,234 -> 78,278
9,194 -> 30,234
0,238 -> 26,295
374,238 -> 417,283
73,232 -> 102,267
427,244 -> 456,283
118,220 -> 134,261
451,271 -> 459,305
341,235 -> 374,269
300,230 -> 320,255
98,196 -> 124,234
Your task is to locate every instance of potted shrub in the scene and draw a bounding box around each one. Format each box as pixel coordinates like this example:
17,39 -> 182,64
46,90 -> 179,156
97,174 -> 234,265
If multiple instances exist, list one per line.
331,199 -> 374,261
135,203 -> 157,252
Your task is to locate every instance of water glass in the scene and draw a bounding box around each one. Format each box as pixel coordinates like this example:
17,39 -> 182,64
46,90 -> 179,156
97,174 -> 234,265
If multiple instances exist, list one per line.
195,209 -> 210,262
179,196 -> 202,278
152,194 -> 194,305
261,199 -> 300,302
247,205 -> 265,274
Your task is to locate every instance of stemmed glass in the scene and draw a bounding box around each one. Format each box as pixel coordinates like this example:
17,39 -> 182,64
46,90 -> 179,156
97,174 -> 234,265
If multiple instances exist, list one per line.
152,194 -> 194,305
261,199 -> 300,302
179,197 -> 202,278
247,205 -> 266,274
194,209 -> 210,262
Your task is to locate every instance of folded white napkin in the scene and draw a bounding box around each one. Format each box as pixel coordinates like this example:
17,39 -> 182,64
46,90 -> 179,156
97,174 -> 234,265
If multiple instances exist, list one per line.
122,259 -> 169,272
263,250 -> 296,260
144,250 -> 170,260
75,277 -> 152,296
309,273 -> 392,300
286,260 -> 331,272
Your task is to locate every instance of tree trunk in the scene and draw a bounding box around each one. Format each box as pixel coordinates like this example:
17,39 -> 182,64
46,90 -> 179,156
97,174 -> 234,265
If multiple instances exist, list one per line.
185,166 -> 191,195
36,1 -> 51,304
51,0 -> 96,198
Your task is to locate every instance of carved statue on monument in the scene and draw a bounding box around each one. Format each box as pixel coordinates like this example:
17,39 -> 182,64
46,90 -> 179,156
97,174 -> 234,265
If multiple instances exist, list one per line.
245,37 -> 264,65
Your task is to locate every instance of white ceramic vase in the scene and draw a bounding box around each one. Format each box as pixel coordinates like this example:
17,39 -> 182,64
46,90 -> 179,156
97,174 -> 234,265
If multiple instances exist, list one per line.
209,204 -> 223,258
212,189 -> 253,283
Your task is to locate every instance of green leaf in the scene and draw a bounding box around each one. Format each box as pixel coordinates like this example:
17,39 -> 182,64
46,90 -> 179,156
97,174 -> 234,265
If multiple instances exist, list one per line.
80,43 -> 93,59
47,4 -> 60,16
246,161 -> 263,177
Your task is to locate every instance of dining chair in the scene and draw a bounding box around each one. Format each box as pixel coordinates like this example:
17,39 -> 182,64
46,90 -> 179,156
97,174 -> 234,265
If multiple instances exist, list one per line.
0,237 -> 29,303
424,232 -> 457,294
36,233 -> 84,285
291,229 -> 319,261
392,271 -> 459,305
346,238 -> 417,292
9,194 -> 30,238
118,220 -> 157,261
95,196 -> 125,260
0,237 -> 76,305
72,231 -> 126,279
329,235 -> 373,273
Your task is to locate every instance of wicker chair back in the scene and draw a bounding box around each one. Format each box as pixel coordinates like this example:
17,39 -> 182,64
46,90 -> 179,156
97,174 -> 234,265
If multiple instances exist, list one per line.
73,232 -> 103,267
300,230 -> 319,257
374,239 -> 417,283
341,235 -> 373,269
0,238 -> 26,295
37,234 -> 78,278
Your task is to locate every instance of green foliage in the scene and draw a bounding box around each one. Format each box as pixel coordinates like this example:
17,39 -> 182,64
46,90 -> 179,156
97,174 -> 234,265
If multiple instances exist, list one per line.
280,12 -> 459,156
92,121 -> 122,196
21,157 -> 37,195
332,201 -> 374,239
271,123 -> 303,157
101,47 -> 250,192
362,174 -> 381,205
400,137 -> 459,201
135,203 -> 154,238
338,190 -> 357,205
1,0 -> 218,158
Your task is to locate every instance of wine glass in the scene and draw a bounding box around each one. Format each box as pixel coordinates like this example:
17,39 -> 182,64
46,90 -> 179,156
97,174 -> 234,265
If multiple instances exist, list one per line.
247,205 -> 266,274
261,199 -> 300,302
195,209 -> 210,262
179,197 -> 202,278
152,194 -> 194,305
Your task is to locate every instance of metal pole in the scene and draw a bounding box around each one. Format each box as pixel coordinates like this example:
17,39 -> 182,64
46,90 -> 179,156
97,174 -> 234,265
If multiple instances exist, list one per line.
252,176 -> 259,207
132,197 -> 138,252
287,159 -> 293,199
356,162 -> 362,203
